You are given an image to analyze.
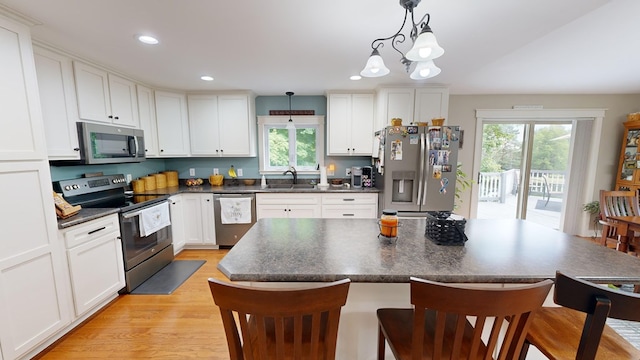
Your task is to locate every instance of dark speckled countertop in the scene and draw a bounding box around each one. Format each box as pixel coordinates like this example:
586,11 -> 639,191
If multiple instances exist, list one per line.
57,184 -> 377,228
217,218 -> 640,284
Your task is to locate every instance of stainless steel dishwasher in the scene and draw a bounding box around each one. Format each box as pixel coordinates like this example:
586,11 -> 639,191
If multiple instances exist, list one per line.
213,193 -> 256,246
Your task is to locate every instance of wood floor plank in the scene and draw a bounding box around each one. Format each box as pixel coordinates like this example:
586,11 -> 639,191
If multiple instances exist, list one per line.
35,249 -> 232,359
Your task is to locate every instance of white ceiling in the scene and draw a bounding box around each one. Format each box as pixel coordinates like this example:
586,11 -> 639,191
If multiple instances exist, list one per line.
2,0 -> 639,96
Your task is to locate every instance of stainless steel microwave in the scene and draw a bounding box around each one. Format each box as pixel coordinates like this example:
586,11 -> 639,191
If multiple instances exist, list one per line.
77,122 -> 145,164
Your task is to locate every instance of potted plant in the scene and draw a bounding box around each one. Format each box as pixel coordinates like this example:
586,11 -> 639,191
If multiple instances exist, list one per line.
583,200 -> 601,238
455,163 -> 473,210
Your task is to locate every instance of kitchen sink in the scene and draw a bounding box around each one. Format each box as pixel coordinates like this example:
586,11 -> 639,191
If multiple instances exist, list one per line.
266,184 -> 316,189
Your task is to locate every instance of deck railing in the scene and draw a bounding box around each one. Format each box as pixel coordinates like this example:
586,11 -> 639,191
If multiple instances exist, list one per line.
478,170 -> 566,203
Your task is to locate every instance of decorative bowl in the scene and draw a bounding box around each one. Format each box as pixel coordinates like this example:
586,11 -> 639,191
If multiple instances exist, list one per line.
243,179 -> 256,185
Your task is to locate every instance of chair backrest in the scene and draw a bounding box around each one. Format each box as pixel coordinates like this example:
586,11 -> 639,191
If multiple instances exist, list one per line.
409,276 -> 553,360
599,189 -> 639,218
553,271 -> 640,359
208,278 -> 350,360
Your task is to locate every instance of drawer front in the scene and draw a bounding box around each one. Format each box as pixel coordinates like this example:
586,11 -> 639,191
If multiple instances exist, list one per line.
322,193 -> 378,205
62,214 -> 119,249
256,193 -> 322,205
322,205 -> 377,219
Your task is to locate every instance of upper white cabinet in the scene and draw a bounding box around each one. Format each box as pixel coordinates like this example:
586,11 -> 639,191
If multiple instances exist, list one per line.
187,93 -> 256,157
0,16 -> 48,161
376,87 -> 449,130
327,93 -> 375,156
33,46 -> 81,160
136,85 -> 159,157
73,61 -> 139,128
155,90 -> 190,157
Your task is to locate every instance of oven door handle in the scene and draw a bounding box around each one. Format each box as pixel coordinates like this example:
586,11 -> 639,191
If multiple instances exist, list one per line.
122,210 -> 143,219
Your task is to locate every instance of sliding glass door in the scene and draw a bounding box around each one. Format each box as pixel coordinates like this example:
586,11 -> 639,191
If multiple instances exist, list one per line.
476,122 -> 572,230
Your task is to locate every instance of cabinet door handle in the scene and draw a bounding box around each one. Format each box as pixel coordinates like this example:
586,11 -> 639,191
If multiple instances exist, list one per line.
114,116 -> 119,120
160,149 -> 164,152
73,148 -> 80,151
88,226 -> 106,235
342,214 -> 355,217
342,198 -> 355,201
108,115 -> 113,119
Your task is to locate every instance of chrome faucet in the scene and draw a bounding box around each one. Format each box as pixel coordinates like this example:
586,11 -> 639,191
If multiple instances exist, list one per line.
283,166 -> 297,184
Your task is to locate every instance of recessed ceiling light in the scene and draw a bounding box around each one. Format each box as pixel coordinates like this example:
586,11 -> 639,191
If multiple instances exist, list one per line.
350,75 -> 362,81
200,75 -> 214,81
137,35 -> 159,45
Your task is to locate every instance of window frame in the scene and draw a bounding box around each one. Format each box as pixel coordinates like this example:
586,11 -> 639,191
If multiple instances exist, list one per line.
257,115 -> 325,175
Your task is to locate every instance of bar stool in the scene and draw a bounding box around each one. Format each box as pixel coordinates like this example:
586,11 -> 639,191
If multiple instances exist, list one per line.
520,271 -> 640,359
376,276 -> 552,359
208,278 -> 350,360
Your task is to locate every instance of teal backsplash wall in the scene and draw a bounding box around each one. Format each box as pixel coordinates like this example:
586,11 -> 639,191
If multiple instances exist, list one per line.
49,95 -> 371,182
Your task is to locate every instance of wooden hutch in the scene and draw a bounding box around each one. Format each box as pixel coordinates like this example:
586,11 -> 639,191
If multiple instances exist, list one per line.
615,113 -> 640,192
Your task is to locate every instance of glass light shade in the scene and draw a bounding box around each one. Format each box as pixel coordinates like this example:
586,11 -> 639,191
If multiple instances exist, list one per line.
360,50 -> 390,77
410,60 -> 441,80
406,30 -> 444,62
286,119 -> 295,130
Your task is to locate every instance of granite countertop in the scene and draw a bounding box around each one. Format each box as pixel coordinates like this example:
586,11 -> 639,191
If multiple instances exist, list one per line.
134,183 -> 380,195
57,183 -> 377,229
57,208 -> 120,228
217,218 -> 640,284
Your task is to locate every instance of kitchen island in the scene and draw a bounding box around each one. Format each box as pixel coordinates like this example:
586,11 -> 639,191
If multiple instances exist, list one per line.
217,218 -> 640,359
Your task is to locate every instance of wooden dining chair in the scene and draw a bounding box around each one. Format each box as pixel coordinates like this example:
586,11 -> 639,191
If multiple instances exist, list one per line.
598,189 -> 639,249
208,278 -> 350,360
376,277 -> 553,360
520,271 -> 640,359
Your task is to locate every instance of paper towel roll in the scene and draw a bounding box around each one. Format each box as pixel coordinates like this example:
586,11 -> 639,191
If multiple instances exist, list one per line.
319,166 -> 328,185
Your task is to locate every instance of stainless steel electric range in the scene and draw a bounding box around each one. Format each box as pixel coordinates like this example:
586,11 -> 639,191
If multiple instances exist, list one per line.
53,174 -> 174,293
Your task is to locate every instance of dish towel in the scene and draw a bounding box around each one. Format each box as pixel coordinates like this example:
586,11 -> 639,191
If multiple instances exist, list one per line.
139,202 -> 171,237
219,197 -> 252,224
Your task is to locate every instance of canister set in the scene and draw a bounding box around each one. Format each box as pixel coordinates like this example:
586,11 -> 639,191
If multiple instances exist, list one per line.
131,171 -> 179,193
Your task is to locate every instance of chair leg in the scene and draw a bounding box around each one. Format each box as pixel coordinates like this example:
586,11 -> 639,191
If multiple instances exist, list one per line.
518,340 -> 531,360
378,326 -> 386,360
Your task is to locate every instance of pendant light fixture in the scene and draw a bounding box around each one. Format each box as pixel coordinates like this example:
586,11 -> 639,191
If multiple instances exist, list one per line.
286,91 -> 295,130
360,0 -> 443,80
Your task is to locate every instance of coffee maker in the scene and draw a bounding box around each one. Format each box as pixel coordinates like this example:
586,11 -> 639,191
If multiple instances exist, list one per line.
351,167 -> 363,188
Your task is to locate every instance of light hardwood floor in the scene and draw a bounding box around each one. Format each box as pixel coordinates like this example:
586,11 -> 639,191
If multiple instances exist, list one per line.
36,249 -> 232,359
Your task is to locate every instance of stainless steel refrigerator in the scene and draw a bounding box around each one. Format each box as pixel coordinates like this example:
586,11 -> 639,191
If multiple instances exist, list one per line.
373,125 -> 461,216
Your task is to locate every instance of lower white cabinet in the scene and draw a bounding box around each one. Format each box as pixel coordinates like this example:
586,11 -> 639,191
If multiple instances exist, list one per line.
59,214 -> 125,317
321,193 -> 378,219
169,195 -> 186,254
182,194 -> 216,245
256,193 -> 322,219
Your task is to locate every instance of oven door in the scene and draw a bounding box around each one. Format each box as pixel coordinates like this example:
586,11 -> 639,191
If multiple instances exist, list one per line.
119,201 -> 172,270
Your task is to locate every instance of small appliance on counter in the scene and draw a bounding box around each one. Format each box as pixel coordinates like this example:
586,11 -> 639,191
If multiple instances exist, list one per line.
362,166 -> 374,188
351,166 -> 363,188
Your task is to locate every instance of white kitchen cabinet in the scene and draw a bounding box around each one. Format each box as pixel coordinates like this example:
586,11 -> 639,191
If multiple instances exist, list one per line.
155,90 -> 190,157
321,193 -> 378,219
327,93 -> 375,156
169,195 -> 186,254
376,87 -> 449,130
188,93 -> 256,157
73,61 -> 139,127
256,193 -> 322,219
33,46 -> 81,160
0,13 -> 71,360
136,84 -> 159,157
182,194 -> 216,246
59,214 -> 125,317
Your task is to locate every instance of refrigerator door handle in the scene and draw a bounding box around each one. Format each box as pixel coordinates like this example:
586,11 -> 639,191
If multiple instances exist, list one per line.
422,132 -> 430,206
417,133 -> 425,206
